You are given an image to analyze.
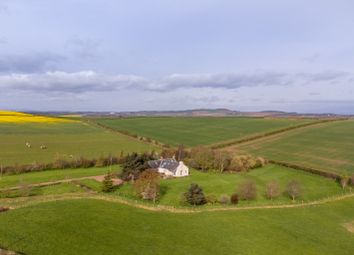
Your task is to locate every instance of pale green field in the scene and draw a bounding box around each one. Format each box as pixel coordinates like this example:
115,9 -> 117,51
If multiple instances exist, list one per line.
0,122 -> 157,165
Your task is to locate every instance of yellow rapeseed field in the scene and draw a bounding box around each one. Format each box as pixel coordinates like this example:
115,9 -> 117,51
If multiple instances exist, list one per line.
0,110 -> 73,123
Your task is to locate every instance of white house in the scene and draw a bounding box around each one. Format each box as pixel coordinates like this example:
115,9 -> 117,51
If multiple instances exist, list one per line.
148,158 -> 189,177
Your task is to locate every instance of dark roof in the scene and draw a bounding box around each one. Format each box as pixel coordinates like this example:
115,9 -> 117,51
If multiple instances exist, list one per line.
148,158 -> 179,173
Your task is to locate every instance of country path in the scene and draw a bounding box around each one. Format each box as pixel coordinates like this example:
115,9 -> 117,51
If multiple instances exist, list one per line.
0,175 -> 123,192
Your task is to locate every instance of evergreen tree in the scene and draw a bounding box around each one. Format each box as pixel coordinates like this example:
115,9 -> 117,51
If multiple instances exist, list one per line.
102,172 -> 114,192
184,183 -> 207,205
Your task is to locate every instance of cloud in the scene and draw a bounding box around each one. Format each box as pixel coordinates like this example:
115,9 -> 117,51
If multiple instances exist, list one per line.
0,70 -> 352,95
0,53 -> 66,73
0,71 -> 146,94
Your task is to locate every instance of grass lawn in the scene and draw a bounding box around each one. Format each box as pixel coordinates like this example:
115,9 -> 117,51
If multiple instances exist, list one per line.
93,117 -> 314,147
0,121 -> 158,166
117,164 -> 345,206
235,120 -> 354,175
0,183 -> 85,198
0,166 -> 120,189
0,198 -> 353,255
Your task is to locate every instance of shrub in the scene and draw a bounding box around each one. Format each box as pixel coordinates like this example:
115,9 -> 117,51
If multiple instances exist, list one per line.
219,195 -> 230,204
286,180 -> 302,201
230,193 -> 239,205
206,194 -> 218,204
134,169 -> 160,202
265,181 -> 280,200
238,180 -> 257,200
102,172 -> 115,193
0,207 -> 9,213
184,183 -> 207,206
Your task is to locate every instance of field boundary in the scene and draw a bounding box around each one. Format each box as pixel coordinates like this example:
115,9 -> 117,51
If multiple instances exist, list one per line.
210,118 -> 348,150
269,160 -> 342,179
3,192 -> 354,214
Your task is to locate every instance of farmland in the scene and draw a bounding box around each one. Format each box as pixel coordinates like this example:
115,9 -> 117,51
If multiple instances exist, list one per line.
0,121 -> 158,166
93,117 -> 315,147
233,120 -> 354,175
1,112 -> 353,255
0,198 -> 353,255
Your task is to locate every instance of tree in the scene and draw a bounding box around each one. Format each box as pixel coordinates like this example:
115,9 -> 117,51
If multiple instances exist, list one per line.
102,172 -> 114,192
184,183 -> 207,205
213,151 -> 231,173
340,176 -> 349,190
238,180 -> 257,200
134,169 -> 160,202
120,152 -> 156,181
286,180 -> 302,201
189,147 -> 214,171
265,181 -> 280,200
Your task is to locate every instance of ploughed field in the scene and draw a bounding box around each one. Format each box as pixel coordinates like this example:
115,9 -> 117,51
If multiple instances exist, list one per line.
0,198 -> 353,255
93,117 -> 315,147
0,121 -> 157,166
234,120 -> 354,175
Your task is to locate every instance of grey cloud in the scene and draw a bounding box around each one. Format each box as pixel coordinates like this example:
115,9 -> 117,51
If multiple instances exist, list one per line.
298,71 -> 349,83
0,53 -> 66,73
145,72 -> 288,91
0,70 -> 352,95
0,71 -> 146,94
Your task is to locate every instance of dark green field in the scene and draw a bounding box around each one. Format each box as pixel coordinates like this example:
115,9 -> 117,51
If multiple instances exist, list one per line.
94,117 -> 314,147
0,198 -> 353,255
0,122 -> 157,165
234,120 -> 354,175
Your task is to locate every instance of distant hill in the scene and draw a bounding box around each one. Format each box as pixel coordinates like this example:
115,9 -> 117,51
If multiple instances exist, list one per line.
28,109 -> 353,118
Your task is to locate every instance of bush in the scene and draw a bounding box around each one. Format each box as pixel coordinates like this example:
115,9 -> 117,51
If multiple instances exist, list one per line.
206,194 -> 218,204
184,183 -> 207,206
102,172 -> 115,193
230,193 -> 239,205
219,195 -> 229,204
238,180 -> 257,200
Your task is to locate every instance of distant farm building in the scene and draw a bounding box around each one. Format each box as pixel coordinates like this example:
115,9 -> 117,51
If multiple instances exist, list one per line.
148,158 -> 189,177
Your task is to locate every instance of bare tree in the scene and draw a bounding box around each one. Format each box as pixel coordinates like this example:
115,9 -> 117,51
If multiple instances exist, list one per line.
213,151 -> 231,173
238,180 -> 257,200
265,181 -> 280,200
340,176 -> 349,190
286,180 -> 302,201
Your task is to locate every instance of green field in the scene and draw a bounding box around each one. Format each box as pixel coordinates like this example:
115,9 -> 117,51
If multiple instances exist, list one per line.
0,122 -> 157,166
0,198 -> 353,255
118,165 -> 344,206
234,120 -> 354,175
94,117 -> 314,147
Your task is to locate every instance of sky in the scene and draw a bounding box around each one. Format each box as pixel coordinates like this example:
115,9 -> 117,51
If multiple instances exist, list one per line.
0,0 -> 354,113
